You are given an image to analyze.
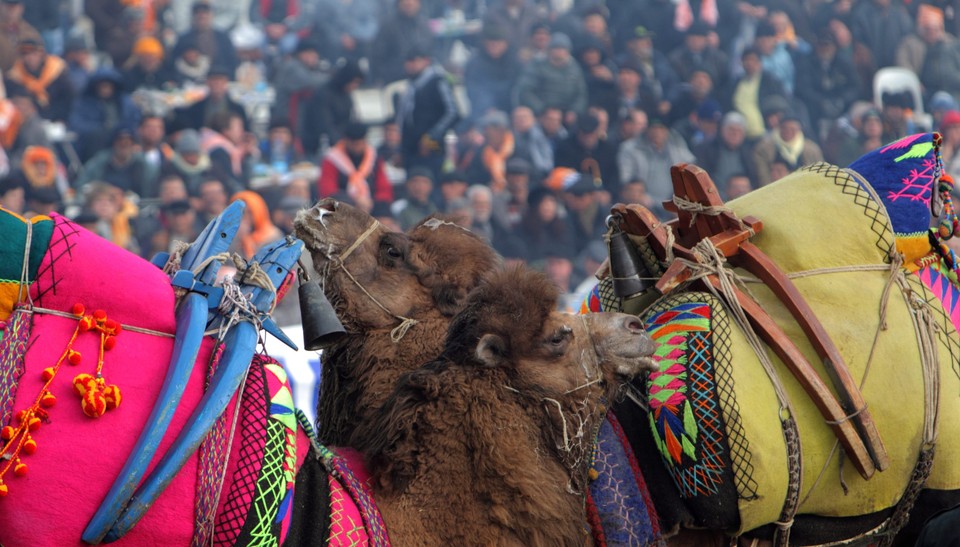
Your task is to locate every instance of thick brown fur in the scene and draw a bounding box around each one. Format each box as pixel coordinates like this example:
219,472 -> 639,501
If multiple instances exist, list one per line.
294,201 -> 501,446
356,267 -> 657,546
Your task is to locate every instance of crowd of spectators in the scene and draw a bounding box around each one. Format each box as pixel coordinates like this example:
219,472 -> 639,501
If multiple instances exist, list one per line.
0,0 -> 958,306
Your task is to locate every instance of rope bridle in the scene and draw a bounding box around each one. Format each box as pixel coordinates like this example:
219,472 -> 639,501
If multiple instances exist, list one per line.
321,220 -> 419,342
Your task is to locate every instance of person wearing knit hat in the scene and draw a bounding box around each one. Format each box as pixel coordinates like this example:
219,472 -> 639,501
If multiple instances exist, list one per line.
122,36 -> 173,91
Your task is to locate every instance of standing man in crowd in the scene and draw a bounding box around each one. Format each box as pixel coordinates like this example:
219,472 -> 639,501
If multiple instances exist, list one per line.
397,47 -> 459,183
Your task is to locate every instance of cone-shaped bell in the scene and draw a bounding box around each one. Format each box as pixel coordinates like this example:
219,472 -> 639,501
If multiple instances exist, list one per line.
299,281 -> 346,350
608,227 -> 653,299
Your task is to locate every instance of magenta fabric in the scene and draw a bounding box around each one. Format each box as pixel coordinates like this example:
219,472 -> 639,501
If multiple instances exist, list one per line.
0,214 -> 316,546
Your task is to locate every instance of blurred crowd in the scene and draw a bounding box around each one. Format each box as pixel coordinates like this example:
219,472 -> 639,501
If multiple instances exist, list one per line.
0,0 -> 958,305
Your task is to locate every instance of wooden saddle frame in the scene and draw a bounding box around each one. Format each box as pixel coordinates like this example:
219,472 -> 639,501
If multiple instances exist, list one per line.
611,163 -> 889,480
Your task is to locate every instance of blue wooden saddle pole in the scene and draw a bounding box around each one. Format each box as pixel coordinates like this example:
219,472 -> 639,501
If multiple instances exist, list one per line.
82,202 -> 246,544
103,237 -> 303,543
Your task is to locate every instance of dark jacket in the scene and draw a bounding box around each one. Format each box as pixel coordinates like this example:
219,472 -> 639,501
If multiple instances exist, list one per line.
24,0 -> 61,31
920,38 -> 960,100
4,55 -> 74,122
173,96 -> 249,132
515,57 -> 588,115
554,135 -> 621,195
369,11 -> 432,85
173,29 -> 239,74
464,47 -> 521,122
795,49 -> 860,128
398,66 -> 460,160
301,63 -> 362,156
122,63 -> 178,92
68,68 -> 142,162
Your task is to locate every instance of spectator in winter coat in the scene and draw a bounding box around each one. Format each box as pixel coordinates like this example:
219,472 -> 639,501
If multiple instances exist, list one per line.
465,25 -> 521,124
68,67 -> 142,162
726,46 -> 787,141
74,127 -> 149,196
201,111 -> 257,194
618,117 -> 695,206
122,36 -> 175,91
510,105 -> 553,181
369,0 -> 433,85
794,30 -> 859,137
918,6 -> 960,103
693,111 -> 757,190
4,37 -> 72,122
313,0 -> 380,61
464,110 -> 514,189
515,33 -> 588,119
173,66 -> 249,131
397,47 -> 460,181
317,122 -> 393,213
482,0 -> 544,52
555,112 -> 621,196
0,0 -> 41,71
272,38 -> 329,124
850,0 -> 913,77
301,60 -> 364,158
159,129 -> 211,196
173,2 -> 238,76
249,0 -> 302,56
754,21 -> 795,96
751,113 -> 823,186
395,167 -> 439,230
615,25 -> 679,106
667,21 -> 729,95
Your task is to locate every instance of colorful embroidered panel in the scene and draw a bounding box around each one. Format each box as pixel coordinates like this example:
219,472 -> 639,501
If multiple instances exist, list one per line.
0,211 -> 53,321
645,302 -> 730,498
916,258 -> 960,334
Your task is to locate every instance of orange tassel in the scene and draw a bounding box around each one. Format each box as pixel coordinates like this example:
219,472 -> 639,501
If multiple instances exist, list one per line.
23,437 -> 37,454
0,426 -> 14,440
13,463 -> 27,476
103,385 -> 122,410
73,373 -> 96,396
81,390 -> 107,418
40,393 -> 56,408
41,367 -> 55,380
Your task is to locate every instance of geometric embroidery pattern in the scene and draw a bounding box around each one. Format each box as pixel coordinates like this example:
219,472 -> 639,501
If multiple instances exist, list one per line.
643,295 -> 758,500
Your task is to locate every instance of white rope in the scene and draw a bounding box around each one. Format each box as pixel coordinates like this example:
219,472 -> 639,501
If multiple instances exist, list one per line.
17,219 -> 33,307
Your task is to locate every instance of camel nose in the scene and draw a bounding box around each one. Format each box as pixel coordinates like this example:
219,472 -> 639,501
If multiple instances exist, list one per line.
623,316 -> 645,334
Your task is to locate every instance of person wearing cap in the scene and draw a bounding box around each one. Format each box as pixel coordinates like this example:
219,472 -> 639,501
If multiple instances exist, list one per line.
173,64 -> 249,131
465,25 -> 521,124
68,67 -> 142,162
555,111 -> 620,196
492,156 -> 531,231
879,90 -> 918,142
728,46 -> 787,140
794,28 -> 858,138
173,1 -> 238,75
614,60 -> 659,125
562,171 -> 608,254
75,126 -> 148,196
5,35 -> 71,122
369,0 -> 432,85
302,59 -> 365,156
618,115 -> 694,208
272,37 -> 330,122
465,110 -> 514,189
616,25 -> 679,103
667,21 -> 729,94
159,129 -> 212,195
515,32 -> 588,120
695,110 -> 757,191
249,0 -> 302,57
397,45 -> 460,182
395,166 -> 439,231
148,197 -> 202,257
0,0 -> 40,71
122,36 -> 174,92
318,121 -> 393,213
751,111 -> 822,186
438,170 -> 469,212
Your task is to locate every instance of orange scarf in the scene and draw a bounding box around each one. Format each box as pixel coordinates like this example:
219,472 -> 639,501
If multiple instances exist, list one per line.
22,146 -> 57,187
481,132 -> 515,189
0,99 -> 22,150
325,143 -> 376,203
8,55 -> 66,107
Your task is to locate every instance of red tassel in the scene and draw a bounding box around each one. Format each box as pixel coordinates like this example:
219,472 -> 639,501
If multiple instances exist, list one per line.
81,390 -> 107,418
68,350 -> 82,366
104,336 -> 117,351
41,367 -> 55,380
23,437 -> 37,454
0,426 -> 14,440
72,303 -> 85,316
14,463 -> 28,476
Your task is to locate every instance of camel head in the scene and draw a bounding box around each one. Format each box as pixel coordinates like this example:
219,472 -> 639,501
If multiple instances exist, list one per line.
294,198 -> 500,334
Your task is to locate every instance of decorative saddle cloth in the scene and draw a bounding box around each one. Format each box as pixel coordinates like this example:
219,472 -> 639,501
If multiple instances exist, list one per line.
626,158 -> 960,536
0,211 -> 309,546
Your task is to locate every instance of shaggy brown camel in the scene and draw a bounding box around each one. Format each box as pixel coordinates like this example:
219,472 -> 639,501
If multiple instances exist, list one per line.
357,267 -> 659,546
294,198 -> 501,446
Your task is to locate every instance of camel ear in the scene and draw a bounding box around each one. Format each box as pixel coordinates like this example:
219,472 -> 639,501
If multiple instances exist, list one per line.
476,334 -> 506,367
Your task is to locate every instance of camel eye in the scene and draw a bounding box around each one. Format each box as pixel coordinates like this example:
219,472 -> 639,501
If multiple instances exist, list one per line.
387,246 -> 402,259
549,326 -> 572,346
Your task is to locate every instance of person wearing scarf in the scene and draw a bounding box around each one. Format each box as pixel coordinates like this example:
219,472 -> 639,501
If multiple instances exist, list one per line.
474,110 -> 515,192
201,111 -> 255,194
317,122 -> 392,213
6,37 -> 72,121
230,190 -> 283,260
751,113 -> 823,186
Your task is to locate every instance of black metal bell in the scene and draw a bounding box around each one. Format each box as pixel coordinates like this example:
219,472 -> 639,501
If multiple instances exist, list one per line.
607,223 -> 653,299
299,280 -> 346,351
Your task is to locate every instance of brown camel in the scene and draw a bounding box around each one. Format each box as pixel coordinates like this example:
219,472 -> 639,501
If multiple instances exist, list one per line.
294,198 -> 501,446
356,267 -> 659,546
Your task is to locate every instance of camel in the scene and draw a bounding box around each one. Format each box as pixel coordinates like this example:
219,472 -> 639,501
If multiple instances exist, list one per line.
294,198 -> 501,447
355,267 -> 659,545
